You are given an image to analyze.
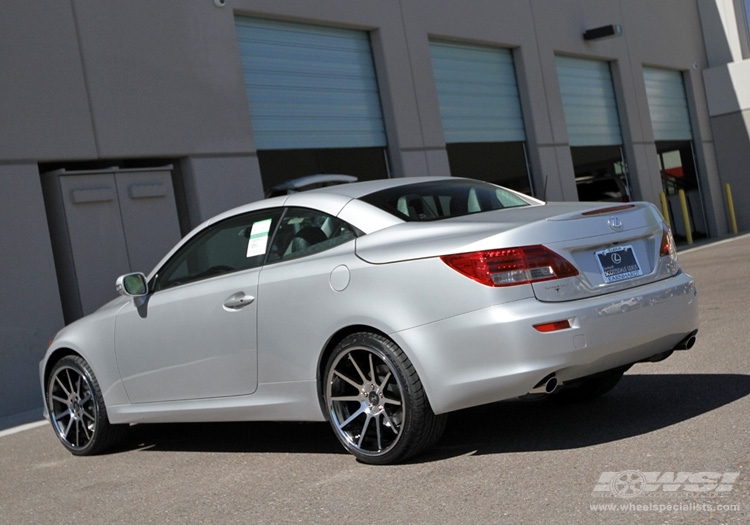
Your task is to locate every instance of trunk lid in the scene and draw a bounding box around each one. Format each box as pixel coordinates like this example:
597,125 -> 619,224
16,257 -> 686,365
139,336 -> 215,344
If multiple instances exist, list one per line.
355,201 -> 678,301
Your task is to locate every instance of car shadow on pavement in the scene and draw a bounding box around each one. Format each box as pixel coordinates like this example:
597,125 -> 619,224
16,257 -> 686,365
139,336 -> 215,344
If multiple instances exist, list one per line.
117,373 -> 749,461
425,373 -> 750,461
122,420 -> 344,455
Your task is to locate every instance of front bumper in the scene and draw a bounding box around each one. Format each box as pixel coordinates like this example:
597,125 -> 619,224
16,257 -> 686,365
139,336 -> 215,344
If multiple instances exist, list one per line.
394,271 -> 698,414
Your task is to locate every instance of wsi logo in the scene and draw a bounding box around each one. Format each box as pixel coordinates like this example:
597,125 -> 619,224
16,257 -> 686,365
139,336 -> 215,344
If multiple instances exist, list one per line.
593,471 -> 740,498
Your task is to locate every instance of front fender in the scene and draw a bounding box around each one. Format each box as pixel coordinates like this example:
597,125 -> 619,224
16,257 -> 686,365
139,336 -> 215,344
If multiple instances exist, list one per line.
40,298 -> 131,411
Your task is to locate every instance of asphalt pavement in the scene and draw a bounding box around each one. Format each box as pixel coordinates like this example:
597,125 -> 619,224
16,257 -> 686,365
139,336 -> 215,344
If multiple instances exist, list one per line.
1,235 -> 748,524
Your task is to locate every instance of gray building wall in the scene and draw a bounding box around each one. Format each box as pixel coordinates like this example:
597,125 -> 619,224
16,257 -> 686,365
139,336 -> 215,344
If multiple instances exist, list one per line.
0,0 -> 746,421
700,0 -> 750,233
0,164 -> 65,420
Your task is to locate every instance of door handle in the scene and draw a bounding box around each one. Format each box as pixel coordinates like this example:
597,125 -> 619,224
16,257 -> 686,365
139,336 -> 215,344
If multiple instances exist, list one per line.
223,292 -> 255,310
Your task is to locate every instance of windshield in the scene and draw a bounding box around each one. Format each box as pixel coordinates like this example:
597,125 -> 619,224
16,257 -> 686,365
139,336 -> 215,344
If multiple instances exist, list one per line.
360,179 -> 532,221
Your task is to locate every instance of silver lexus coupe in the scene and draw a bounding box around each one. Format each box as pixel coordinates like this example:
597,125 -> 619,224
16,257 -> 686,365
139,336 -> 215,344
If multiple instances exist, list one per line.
40,177 -> 698,464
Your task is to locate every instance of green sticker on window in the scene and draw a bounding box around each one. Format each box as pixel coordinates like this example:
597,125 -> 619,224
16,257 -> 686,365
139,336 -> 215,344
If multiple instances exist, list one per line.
246,218 -> 272,257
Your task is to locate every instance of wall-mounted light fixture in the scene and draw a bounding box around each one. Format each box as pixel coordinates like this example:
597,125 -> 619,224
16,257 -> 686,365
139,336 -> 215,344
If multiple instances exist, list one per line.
583,24 -> 622,41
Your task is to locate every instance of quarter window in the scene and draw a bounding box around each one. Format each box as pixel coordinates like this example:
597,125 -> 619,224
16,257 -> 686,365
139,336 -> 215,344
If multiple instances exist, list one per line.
267,208 -> 359,263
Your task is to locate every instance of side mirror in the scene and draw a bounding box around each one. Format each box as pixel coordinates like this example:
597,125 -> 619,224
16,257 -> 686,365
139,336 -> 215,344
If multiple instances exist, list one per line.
116,273 -> 149,297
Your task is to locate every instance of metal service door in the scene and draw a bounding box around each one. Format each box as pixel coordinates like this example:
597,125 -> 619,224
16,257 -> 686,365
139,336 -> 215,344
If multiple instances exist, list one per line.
44,167 -> 182,321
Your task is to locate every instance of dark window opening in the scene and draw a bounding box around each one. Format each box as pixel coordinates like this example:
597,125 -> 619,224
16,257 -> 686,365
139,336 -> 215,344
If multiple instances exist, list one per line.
657,141 -> 699,196
656,140 -> 707,240
445,142 -> 533,196
572,145 -> 630,202
258,147 -> 389,194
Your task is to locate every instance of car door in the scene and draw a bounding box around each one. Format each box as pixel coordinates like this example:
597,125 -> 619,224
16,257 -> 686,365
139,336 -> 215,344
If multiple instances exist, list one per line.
113,209 -> 282,403
256,207 -> 361,381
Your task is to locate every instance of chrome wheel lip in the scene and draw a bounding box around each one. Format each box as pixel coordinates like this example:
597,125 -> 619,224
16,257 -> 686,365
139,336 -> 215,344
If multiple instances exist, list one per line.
326,345 -> 406,457
47,364 -> 98,450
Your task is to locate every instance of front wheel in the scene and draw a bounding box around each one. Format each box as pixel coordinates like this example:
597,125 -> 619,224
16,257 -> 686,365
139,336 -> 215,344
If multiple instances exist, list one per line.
323,333 -> 446,464
46,355 -> 125,455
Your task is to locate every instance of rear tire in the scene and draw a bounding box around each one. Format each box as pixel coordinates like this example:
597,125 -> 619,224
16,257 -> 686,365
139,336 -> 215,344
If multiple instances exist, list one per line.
46,355 -> 125,455
323,332 -> 446,464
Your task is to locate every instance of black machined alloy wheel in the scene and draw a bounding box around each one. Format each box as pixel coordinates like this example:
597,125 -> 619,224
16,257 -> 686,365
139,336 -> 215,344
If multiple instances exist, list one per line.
328,345 -> 406,455
324,332 -> 446,465
46,356 -> 123,455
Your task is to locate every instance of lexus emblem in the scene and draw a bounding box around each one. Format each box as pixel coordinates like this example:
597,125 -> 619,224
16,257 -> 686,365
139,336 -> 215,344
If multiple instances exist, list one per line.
611,252 -> 622,264
608,217 -> 623,231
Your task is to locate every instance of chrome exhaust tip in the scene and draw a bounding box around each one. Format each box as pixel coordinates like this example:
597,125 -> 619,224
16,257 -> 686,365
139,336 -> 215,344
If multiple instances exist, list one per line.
672,329 -> 698,351
526,374 -> 560,395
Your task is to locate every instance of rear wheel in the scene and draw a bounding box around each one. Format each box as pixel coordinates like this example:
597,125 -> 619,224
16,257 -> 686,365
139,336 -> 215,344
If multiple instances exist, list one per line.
46,355 -> 125,455
556,367 -> 628,402
323,332 -> 446,464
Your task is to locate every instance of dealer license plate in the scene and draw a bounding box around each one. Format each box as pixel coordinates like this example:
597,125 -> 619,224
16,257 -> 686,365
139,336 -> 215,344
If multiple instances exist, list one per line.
595,245 -> 643,283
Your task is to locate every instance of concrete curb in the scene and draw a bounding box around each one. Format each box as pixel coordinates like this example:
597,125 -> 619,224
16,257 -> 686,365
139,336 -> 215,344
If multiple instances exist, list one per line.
0,409 -> 45,436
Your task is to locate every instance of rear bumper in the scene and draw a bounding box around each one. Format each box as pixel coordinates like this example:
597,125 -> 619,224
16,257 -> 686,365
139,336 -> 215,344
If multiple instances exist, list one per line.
394,271 -> 698,414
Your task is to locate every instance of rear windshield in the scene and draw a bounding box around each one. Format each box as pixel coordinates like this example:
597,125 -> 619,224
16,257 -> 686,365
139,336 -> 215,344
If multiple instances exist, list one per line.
360,179 -> 532,221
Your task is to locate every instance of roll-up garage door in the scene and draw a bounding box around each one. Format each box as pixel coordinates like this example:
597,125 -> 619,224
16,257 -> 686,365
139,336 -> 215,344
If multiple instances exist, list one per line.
430,40 -> 525,143
555,56 -> 622,146
643,67 -> 692,141
234,17 -> 386,150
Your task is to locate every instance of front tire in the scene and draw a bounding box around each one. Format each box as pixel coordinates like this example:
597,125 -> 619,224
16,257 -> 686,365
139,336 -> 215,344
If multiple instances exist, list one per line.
46,355 -> 124,455
323,333 -> 446,464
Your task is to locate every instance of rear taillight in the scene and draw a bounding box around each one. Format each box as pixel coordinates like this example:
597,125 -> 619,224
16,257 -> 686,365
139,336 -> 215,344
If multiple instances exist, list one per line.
441,245 -> 579,287
659,225 -> 676,258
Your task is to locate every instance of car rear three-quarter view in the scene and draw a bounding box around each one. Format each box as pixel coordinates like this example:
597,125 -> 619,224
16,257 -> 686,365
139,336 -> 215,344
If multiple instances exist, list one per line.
40,177 -> 698,465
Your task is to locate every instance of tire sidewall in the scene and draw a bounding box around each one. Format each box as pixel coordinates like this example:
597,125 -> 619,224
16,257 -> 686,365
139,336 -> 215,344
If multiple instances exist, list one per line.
47,355 -> 105,455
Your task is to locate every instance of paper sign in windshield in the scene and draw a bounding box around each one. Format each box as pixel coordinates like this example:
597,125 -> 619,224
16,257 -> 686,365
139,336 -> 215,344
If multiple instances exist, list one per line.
246,218 -> 272,257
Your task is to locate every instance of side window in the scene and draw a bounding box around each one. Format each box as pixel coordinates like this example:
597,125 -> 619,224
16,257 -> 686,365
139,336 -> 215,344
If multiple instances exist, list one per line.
153,209 -> 282,291
267,207 -> 359,263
